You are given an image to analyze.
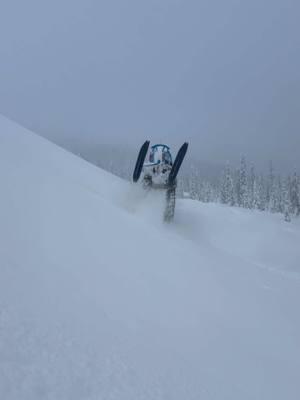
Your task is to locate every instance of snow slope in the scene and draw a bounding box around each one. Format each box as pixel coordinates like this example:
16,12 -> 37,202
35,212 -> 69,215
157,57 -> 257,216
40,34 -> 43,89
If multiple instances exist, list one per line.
0,115 -> 300,399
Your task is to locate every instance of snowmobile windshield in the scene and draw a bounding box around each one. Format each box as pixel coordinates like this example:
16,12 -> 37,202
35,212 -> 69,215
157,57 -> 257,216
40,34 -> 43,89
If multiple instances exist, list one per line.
149,145 -> 172,165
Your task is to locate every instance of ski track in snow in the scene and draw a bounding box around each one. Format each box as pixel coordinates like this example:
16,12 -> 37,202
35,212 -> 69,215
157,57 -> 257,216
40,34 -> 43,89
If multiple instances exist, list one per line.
1,114 -> 300,399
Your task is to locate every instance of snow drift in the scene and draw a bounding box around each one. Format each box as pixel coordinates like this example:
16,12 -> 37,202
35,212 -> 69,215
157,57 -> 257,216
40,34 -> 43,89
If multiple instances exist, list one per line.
0,115 -> 300,399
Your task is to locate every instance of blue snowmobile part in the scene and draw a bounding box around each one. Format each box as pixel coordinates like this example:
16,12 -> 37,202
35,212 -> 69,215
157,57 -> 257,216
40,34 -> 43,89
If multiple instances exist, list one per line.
168,142 -> 188,186
133,140 -> 150,182
151,144 -> 170,150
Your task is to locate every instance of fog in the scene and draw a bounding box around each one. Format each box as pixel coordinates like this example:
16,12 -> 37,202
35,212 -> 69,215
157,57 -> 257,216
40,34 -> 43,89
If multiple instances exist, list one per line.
0,0 -> 299,171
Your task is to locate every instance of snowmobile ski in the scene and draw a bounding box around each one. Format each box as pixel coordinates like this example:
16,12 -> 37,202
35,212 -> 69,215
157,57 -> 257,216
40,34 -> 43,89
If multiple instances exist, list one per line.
133,140 -> 150,182
168,142 -> 188,186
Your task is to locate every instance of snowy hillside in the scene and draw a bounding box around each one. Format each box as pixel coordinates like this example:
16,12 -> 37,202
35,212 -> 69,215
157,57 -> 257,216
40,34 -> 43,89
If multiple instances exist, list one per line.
1,115 -> 300,400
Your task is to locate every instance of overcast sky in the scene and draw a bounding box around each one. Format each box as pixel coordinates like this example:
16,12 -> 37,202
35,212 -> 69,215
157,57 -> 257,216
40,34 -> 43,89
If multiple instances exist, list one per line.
0,0 -> 299,170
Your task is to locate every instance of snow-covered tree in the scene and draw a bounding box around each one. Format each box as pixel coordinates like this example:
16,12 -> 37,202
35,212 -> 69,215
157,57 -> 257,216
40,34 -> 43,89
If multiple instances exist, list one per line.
188,165 -> 200,200
290,172 -> 300,216
266,160 -> 274,206
220,162 -> 234,206
257,175 -> 267,211
283,177 -> 292,222
237,156 -> 248,208
271,175 -> 283,214
248,164 -> 256,209
253,177 -> 260,210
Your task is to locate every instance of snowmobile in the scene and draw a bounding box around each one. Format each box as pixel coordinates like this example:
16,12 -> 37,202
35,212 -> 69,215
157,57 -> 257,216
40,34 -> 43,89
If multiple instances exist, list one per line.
133,142 -> 188,222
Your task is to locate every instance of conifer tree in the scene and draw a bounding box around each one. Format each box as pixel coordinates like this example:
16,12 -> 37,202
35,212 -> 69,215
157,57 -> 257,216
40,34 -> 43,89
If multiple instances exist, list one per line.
237,156 -> 248,208
220,162 -> 234,205
290,172 -> 300,216
248,164 -> 256,209
253,177 -> 260,210
266,160 -> 274,207
257,175 -> 267,211
283,177 -> 292,222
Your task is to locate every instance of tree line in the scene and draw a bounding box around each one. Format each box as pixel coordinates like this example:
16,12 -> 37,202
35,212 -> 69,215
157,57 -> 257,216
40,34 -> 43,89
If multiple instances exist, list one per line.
178,157 -> 300,222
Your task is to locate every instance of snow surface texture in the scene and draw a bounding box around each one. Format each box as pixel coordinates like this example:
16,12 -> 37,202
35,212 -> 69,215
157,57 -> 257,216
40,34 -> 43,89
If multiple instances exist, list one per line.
0,114 -> 300,399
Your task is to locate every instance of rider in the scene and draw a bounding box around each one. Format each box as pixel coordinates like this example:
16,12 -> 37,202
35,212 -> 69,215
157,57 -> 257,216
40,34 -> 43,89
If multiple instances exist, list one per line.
144,144 -> 173,185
